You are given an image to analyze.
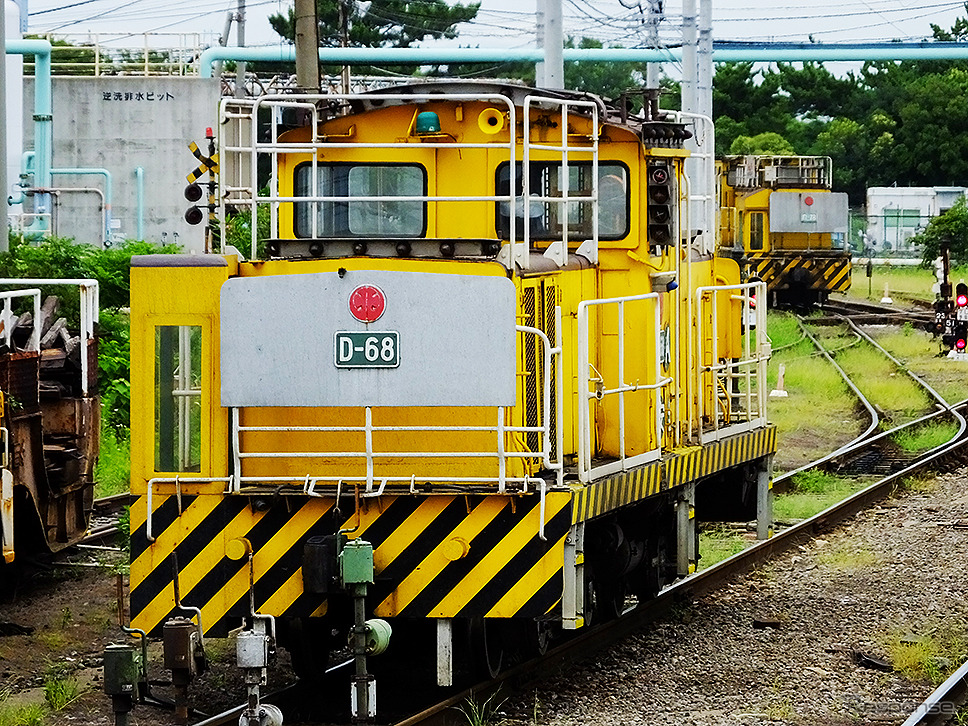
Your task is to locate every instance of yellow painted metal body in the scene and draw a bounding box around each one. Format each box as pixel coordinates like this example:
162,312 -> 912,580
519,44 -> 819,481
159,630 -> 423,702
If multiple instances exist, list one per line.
129,87 -> 775,636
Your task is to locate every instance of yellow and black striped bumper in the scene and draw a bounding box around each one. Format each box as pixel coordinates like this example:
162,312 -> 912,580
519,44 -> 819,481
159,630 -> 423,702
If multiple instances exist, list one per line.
571,426 -> 776,523
129,490 -> 572,636
748,254 -> 851,293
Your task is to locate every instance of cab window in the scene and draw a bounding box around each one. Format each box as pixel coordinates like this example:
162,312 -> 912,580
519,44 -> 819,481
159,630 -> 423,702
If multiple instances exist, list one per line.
495,161 -> 629,240
749,212 -> 765,251
155,325 -> 202,473
294,163 -> 426,238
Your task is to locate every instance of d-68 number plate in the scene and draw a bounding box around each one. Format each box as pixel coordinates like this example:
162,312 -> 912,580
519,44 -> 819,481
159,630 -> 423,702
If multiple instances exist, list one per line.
335,331 -> 400,368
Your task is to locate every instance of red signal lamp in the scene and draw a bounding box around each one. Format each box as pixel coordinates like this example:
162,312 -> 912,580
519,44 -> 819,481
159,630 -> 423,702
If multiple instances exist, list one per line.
957,338 -> 966,351
957,294 -> 967,308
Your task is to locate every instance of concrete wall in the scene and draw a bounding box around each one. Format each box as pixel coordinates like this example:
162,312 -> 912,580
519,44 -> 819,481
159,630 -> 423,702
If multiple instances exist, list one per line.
24,76 -> 219,251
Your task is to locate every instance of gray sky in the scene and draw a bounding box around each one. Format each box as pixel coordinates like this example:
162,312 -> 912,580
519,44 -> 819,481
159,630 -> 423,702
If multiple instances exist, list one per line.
19,0 -> 968,51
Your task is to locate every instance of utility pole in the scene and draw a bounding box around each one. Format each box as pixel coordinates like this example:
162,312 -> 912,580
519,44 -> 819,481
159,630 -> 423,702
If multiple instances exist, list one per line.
645,0 -> 663,88
535,0 -> 545,86
339,0 -> 350,94
235,0 -> 246,97
681,0 -> 696,116
1,3 -> 7,253
543,0 -> 563,89
294,0 -> 320,90
213,10 -> 235,79
697,0 -> 712,121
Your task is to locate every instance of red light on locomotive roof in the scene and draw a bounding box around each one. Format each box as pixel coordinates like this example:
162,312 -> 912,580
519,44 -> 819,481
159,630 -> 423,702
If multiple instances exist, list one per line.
804,196 -> 814,206
349,285 -> 386,323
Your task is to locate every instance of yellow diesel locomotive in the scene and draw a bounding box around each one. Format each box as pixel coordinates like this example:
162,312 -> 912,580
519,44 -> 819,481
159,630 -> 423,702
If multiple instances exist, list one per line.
127,82 -> 775,714
718,155 -> 851,307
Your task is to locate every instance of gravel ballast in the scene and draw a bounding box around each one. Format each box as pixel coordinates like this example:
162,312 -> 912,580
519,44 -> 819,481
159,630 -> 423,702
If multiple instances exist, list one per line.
501,471 -> 968,726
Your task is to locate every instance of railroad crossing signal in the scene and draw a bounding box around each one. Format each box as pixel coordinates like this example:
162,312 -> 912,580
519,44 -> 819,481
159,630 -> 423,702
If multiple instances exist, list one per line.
185,129 -> 218,238
186,140 -> 219,183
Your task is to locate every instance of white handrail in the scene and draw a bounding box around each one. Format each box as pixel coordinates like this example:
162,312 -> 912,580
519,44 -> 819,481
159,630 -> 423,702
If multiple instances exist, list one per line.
218,93 -> 520,261
694,280 -> 770,443
576,291 -> 669,483
523,95 -> 600,269
227,326 -> 561,492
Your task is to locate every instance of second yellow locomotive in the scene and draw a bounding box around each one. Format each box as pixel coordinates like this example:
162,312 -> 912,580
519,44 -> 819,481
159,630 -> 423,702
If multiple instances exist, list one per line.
718,154 -> 851,307
126,82 -> 775,714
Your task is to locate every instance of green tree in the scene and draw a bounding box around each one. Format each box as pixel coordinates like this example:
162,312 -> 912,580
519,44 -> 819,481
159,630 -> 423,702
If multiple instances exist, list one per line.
728,132 -> 794,155
912,196 -> 968,267
269,0 -> 479,74
24,37 -> 108,76
563,38 -> 644,101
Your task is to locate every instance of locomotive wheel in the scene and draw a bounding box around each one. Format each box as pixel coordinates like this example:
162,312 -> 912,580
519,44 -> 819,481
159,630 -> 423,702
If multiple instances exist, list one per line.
531,620 -> 554,657
631,533 -> 672,602
595,578 -> 627,622
279,617 -> 332,682
469,617 -> 505,679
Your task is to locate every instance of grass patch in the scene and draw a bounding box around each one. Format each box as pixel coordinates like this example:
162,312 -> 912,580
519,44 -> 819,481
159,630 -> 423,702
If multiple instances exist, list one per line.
94,423 -> 130,498
835,341 -> 932,421
767,311 -> 861,469
767,311 -> 805,350
866,324 -> 968,406
455,691 -> 507,726
34,631 -> 69,651
775,477 -> 865,521
898,474 -> 937,493
790,470 -> 844,494
698,525 -> 747,569
816,544 -> 880,569
0,703 -> 46,726
43,667 -> 80,711
846,264 -> 948,305
893,421 -> 960,452
884,621 -> 968,685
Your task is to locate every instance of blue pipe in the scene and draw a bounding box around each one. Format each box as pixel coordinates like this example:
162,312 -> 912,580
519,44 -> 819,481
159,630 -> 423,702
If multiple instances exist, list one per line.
134,167 -> 144,241
7,151 -> 35,206
50,167 -> 112,244
198,41 -> 968,78
5,39 -> 52,239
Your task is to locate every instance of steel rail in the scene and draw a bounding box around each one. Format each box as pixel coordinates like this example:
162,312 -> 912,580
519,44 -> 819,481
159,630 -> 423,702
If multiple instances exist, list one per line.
902,658 -> 968,726
775,312 -> 964,487
844,318 -> 967,445
773,319 -> 880,485
391,401 -> 968,726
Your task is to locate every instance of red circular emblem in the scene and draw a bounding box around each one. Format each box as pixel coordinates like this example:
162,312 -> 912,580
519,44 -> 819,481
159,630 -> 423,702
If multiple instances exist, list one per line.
804,196 -> 814,206
349,285 -> 386,323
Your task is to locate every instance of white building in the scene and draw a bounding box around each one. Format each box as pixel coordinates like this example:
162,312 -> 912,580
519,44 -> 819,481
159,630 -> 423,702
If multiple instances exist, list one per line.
866,186 -> 967,254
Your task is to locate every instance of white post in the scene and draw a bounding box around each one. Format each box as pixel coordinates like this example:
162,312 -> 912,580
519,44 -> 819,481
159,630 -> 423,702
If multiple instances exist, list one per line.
543,0 -> 563,89
0,3 -> 6,251
681,0 -> 697,116
535,0 -> 545,86
436,619 -> 453,686
645,0 -> 663,88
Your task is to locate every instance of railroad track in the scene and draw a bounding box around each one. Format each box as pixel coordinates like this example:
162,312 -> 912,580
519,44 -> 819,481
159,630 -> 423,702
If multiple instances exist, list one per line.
385,409 -> 968,726
375,309 -> 968,726
818,298 -> 936,330
115,303 -> 968,726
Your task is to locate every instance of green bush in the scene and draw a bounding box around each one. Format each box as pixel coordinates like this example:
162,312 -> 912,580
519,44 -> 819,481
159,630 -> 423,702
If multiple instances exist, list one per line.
0,236 -> 178,432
